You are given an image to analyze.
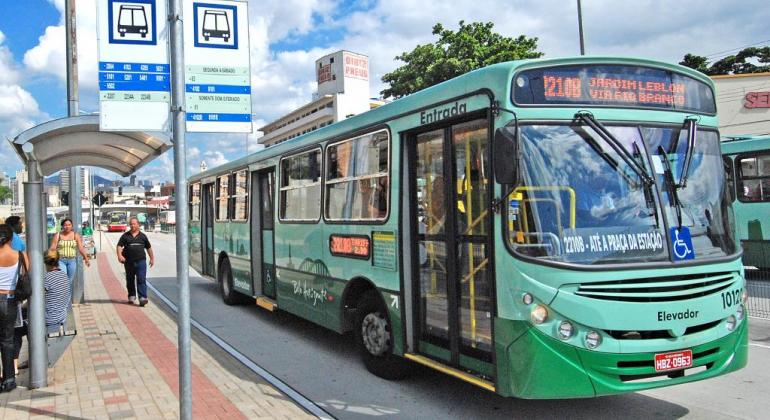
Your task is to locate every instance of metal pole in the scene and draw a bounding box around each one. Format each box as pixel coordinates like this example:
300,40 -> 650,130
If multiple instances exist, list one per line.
577,0 -> 586,55
66,0 -> 84,304
24,159 -> 47,389
168,0 -> 191,417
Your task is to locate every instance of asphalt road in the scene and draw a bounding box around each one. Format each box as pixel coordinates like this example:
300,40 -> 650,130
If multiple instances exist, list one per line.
101,231 -> 770,419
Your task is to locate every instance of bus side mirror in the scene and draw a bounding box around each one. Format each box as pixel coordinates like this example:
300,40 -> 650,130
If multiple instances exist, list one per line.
493,125 -> 519,185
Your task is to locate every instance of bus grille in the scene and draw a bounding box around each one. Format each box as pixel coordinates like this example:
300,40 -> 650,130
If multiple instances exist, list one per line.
616,347 -> 719,383
575,272 -> 736,302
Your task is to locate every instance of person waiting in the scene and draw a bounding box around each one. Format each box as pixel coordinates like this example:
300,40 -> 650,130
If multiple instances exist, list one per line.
43,251 -> 71,335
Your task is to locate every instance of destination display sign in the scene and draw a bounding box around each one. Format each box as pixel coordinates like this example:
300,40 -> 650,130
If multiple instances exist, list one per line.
329,234 -> 370,259
513,64 -> 716,114
97,0 -> 170,131
183,0 -> 252,132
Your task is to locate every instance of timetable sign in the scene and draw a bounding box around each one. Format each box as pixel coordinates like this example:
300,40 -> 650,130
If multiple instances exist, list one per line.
183,0 -> 252,133
97,0 -> 171,131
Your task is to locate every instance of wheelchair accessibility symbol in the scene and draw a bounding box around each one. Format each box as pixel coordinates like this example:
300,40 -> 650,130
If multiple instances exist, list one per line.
670,227 -> 695,261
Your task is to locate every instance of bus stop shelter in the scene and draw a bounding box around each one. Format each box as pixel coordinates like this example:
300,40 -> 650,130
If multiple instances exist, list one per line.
9,114 -> 171,388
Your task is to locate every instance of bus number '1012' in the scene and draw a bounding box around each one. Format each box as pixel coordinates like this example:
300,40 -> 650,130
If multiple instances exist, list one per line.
721,289 -> 742,309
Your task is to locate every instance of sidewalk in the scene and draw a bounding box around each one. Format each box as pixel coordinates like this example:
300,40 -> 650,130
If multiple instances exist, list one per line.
0,254 -> 314,419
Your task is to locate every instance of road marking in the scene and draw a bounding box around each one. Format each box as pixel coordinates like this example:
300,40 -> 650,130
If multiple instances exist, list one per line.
749,342 -> 770,349
146,281 -> 334,420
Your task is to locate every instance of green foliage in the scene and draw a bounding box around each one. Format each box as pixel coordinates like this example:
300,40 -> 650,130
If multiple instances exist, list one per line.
0,186 -> 11,203
381,21 -> 543,99
680,47 -> 770,75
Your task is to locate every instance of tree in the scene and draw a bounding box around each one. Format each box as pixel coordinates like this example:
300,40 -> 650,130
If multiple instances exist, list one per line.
680,47 -> 770,75
0,186 -> 11,204
380,21 -> 543,99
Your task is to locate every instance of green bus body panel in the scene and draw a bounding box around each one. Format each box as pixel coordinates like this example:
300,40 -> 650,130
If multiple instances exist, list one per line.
262,231 -> 275,296
186,56 -> 749,398
494,317 -> 747,398
189,220 -> 203,273
722,135 -> 770,268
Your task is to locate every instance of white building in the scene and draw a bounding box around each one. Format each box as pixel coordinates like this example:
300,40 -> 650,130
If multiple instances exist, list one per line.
59,168 -> 92,201
258,50 -> 384,147
713,72 -> 770,136
12,170 -> 27,207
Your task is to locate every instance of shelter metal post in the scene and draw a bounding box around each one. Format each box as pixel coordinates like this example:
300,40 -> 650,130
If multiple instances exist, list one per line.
41,192 -> 47,251
24,160 -> 48,389
168,0 -> 192,417
66,0 -> 84,304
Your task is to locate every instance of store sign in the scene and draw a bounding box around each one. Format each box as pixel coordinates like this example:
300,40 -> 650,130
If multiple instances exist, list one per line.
343,53 -> 368,80
744,91 -> 770,109
183,0 -> 252,133
97,0 -> 170,131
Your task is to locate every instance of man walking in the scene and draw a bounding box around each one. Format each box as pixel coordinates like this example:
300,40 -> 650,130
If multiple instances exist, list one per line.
116,217 -> 154,306
4,216 -> 25,252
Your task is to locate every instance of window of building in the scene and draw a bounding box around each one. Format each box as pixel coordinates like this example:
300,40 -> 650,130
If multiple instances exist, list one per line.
190,183 -> 201,221
280,148 -> 322,221
232,170 -> 249,221
325,130 -> 389,221
737,153 -> 770,202
216,174 -> 230,220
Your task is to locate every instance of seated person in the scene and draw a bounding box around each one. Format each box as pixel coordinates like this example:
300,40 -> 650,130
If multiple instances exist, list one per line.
44,251 -> 71,335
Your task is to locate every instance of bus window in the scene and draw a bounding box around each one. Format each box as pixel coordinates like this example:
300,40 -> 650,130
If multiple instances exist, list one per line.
325,130 -> 389,221
737,154 -> 770,202
190,183 -> 201,221
280,149 -> 322,221
232,170 -> 249,221
216,174 -> 230,220
723,157 -> 735,202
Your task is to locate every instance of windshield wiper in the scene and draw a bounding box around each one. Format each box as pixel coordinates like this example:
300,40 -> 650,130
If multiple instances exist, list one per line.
575,111 -> 654,187
679,117 -> 697,188
658,145 -> 683,228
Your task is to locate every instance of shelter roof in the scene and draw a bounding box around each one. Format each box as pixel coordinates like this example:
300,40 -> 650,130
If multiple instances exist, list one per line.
11,115 -> 171,177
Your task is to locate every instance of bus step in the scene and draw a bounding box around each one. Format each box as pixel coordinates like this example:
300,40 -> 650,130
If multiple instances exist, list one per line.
404,353 -> 495,392
256,296 -> 277,311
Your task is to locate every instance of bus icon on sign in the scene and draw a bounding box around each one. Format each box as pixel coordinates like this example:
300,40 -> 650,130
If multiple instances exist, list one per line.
108,0 -> 156,45
118,5 -> 148,37
202,10 -> 230,41
193,3 -> 238,49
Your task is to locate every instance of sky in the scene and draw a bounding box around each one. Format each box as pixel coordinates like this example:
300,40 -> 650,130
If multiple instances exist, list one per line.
1,0 -> 769,185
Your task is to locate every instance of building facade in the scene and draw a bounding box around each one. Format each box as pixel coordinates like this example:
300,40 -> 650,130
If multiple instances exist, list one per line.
12,170 -> 27,207
713,73 -> 770,137
258,50 -> 383,147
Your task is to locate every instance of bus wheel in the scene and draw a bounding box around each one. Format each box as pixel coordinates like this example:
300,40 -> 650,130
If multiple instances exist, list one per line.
355,290 -> 410,380
219,259 -> 243,305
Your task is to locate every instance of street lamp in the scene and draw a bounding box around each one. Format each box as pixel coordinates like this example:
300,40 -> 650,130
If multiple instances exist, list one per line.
577,0 -> 586,55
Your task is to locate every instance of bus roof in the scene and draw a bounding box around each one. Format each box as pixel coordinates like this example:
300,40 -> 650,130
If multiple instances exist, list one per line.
721,134 -> 770,155
190,56 -> 715,182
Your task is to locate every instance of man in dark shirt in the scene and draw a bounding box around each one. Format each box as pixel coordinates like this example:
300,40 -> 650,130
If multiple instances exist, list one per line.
116,217 -> 155,306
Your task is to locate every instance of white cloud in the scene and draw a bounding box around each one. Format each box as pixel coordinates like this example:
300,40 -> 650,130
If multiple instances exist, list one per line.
23,0 -> 99,93
0,30 -> 44,173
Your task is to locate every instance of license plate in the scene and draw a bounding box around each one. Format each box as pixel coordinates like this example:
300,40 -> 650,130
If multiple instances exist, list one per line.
654,349 -> 693,372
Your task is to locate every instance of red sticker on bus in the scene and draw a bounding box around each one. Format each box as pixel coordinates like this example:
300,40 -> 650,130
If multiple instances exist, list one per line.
654,349 -> 693,372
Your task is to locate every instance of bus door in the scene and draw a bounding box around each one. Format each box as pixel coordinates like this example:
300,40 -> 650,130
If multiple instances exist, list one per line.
202,182 -> 216,277
410,117 -> 494,375
250,169 -> 276,298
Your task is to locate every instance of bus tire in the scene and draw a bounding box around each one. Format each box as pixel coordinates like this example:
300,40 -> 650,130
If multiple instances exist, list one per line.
355,290 -> 410,380
219,259 -> 243,305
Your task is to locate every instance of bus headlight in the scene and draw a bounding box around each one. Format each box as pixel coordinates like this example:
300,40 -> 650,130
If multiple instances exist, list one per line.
726,315 -> 737,331
558,321 -> 574,340
585,330 -> 602,349
736,305 -> 745,321
531,305 -> 548,324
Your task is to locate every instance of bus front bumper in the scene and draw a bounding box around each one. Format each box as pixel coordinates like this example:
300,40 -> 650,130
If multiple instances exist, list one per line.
494,317 -> 748,399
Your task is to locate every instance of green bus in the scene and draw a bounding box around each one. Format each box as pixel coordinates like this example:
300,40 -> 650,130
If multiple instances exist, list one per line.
722,135 -> 770,270
188,56 -> 747,398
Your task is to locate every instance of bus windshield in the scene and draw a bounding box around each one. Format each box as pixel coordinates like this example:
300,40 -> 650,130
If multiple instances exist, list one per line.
110,213 -> 127,224
507,123 -> 735,265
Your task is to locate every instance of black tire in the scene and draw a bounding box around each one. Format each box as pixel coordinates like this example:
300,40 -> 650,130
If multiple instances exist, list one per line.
219,259 -> 245,305
355,290 -> 410,380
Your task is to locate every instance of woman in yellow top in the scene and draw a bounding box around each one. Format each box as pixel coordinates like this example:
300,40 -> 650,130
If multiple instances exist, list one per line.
48,218 -> 90,287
